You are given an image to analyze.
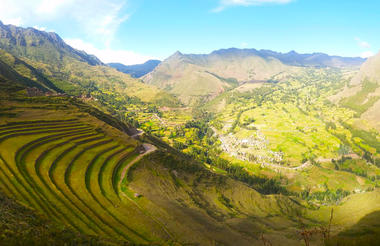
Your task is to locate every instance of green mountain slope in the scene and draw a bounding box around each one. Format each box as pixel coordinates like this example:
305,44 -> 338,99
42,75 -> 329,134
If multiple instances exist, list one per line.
0,20 -> 102,66
0,21 -> 179,106
331,51 -> 380,130
143,49 -> 364,105
0,49 -> 63,93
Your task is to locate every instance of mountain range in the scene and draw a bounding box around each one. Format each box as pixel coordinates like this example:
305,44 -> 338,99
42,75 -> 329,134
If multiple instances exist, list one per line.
143,48 -> 365,105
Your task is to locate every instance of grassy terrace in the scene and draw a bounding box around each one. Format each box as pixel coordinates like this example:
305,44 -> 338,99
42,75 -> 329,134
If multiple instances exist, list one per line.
0,119 -> 167,244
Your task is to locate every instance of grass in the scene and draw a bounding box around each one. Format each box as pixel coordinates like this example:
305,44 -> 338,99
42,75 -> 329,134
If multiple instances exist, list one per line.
112,150 -> 139,198
0,117 -> 163,243
0,190 -> 124,246
340,79 -> 380,115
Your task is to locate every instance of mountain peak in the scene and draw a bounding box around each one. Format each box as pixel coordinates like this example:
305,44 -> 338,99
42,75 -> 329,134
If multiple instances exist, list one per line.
288,50 -> 298,55
173,51 -> 183,56
165,51 -> 185,61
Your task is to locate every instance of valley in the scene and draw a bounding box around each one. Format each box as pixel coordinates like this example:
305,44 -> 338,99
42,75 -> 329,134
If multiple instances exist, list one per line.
0,18 -> 379,246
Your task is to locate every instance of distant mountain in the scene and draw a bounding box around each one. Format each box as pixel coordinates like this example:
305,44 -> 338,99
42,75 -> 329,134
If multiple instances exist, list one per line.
194,48 -> 364,68
257,49 -> 365,68
143,48 -> 364,105
108,60 -> 161,78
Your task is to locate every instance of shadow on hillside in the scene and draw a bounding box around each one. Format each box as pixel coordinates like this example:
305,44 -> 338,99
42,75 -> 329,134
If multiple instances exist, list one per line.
326,210 -> 380,246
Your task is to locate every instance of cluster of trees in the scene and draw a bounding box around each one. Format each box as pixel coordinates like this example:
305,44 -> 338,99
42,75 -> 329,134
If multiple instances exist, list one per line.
300,187 -> 350,205
332,157 -> 370,178
169,122 -> 290,195
211,156 -> 289,195
230,86 -> 274,104
146,105 -> 162,117
95,92 -> 143,111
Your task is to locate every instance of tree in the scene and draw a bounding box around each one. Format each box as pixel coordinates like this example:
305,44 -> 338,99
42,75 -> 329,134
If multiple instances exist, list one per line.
337,144 -> 350,158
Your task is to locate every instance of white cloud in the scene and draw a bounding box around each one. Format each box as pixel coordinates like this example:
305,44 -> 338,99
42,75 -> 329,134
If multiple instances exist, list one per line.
1,17 -> 23,26
33,25 -> 47,31
360,51 -> 374,58
65,38 -> 157,65
213,0 -> 294,12
355,37 -> 371,49
0,0 -> 128,45
354,37 -> 373,58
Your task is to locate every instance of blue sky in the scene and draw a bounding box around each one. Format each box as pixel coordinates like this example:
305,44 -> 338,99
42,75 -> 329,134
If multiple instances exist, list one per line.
0,0 -> 379,64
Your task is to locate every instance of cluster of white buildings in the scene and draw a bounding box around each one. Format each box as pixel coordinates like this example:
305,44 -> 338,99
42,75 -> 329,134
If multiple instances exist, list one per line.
219,131 -> 283,165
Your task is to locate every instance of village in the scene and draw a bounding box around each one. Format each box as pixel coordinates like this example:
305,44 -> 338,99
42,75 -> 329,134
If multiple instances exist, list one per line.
218,128 -> 284,166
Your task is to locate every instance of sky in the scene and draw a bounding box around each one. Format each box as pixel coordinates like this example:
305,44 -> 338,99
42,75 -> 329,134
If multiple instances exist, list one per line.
0,0 -> 379,65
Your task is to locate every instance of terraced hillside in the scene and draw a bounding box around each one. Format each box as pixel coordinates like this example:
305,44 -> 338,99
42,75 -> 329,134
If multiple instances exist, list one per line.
0,118 -> 167,243
0,93 -> 309,245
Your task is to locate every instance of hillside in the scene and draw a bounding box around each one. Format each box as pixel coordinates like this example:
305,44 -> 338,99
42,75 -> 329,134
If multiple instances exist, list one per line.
351,51 -> 380,85
0,21 -> 102,66
0,49 -> 63,93
0,83 -> 321,245
0,21 -> 179,107
0,191 -> 122,246
331,51 -> 380,130
108,60 -> 161,78
143,49 -> 364,105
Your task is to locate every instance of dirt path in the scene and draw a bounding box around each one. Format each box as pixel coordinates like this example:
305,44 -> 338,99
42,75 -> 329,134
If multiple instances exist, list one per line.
118,143 -> 157,189
130,129 -> 144,138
